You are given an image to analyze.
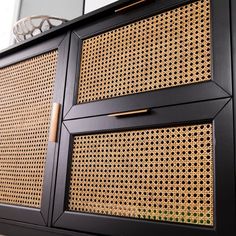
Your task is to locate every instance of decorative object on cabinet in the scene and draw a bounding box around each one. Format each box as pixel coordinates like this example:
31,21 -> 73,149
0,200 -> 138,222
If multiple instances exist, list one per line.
13,16 -> 68,42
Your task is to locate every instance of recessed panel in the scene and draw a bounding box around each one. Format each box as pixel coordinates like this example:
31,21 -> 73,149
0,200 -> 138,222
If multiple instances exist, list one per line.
68,123 -> 214,226
0,51 -> 58,208
77,0 -> 211,104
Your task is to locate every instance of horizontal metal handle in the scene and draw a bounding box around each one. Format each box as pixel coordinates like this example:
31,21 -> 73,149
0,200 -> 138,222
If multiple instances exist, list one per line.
115,0 -> 146,13
108,109 -> 149,117
49,103 -> 61,142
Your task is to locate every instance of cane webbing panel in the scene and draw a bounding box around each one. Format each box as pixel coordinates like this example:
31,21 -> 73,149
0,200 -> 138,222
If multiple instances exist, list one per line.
0,51 -> 58,208
68,123 -> 214,226
77,0 -> 211,104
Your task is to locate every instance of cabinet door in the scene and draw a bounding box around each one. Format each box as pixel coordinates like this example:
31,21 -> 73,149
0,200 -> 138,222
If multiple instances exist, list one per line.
0,34 -> 69,225
64,0 -> 231,119
53,98 -> 235,236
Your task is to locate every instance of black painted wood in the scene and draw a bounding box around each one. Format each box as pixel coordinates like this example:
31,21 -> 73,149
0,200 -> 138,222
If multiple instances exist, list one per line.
213,101 -> 236,235
230,0 -> 236,234
64,33 -> 82,117
0,35 -> 65,68
0,205 -> 45,226
53,98 -> 236,236
65,81 -> 229,120
53,124 -> 72,224
211,0 -> 232,94
64,0 -> 232,120
0,218 -> 93,236
63,99 -> 229,134
41,32 -> 71,226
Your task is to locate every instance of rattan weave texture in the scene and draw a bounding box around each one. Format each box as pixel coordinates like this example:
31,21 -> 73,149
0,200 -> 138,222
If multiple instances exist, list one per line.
0,51 -> 58,208
77,0 -> 211,104
68,123 -> 213,226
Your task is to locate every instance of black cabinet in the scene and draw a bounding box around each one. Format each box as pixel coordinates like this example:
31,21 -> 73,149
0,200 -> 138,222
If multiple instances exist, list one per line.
0,0 -> 235,235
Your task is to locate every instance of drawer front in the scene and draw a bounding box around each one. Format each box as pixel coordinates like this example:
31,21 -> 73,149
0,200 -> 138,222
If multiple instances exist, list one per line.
64,0 -> 231,119
69,123 -> 214,226
78,0 -> 211,104
53,98 -> 236,236
0,35 -> 69,225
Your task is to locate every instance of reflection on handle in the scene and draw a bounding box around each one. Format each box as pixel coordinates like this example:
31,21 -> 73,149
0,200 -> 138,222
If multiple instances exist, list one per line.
49,103 -> 61,142
115,0 -> 147,13
108,108 -> 149,117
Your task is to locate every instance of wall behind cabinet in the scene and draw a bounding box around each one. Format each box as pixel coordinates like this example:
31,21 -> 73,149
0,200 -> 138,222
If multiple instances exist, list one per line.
84,0 -> 118,13
19,0 -> 84,20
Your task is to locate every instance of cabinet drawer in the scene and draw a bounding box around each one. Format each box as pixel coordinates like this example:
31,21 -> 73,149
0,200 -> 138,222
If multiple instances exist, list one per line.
53,98 -> 235,235
64,0 -> 231,119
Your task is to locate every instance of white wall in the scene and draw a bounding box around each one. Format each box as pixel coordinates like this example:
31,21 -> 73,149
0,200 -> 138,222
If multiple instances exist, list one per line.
0,0 -> 21,50
84,0 -> 118,14
19,0 -> 84,20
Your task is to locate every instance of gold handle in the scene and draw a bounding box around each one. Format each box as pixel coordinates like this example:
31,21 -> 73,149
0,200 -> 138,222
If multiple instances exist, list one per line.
108,109 -> 149,117
115,0 -> 146,13
49,103 -> 61,142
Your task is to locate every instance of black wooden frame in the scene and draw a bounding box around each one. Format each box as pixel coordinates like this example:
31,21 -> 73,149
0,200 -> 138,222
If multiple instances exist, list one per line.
0,218 -> 92,236
63,0 -> 232,120
0,33 -> 70,226
53,98 -> 236,236
230,1 -> 236,235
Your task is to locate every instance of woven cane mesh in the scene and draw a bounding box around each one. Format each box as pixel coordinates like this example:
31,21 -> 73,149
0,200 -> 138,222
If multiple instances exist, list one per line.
68,123 -> 214,226
77,0 -> 211,104
0,51 -> 58,208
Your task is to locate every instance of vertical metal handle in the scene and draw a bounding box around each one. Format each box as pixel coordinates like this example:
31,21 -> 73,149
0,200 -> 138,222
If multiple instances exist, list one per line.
115,0 -> 147,13
49,103 -> 61,142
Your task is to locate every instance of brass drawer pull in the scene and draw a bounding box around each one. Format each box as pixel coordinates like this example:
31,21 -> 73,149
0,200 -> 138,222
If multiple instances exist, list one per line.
115,0 -> 146,13
108,109 -> 149,117
49,103 -> 61,142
